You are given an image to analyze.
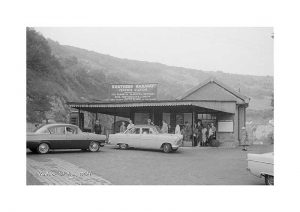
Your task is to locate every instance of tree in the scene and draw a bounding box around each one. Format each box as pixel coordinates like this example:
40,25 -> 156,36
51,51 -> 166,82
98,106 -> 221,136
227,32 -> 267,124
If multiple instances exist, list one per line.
26,28 -> 54,122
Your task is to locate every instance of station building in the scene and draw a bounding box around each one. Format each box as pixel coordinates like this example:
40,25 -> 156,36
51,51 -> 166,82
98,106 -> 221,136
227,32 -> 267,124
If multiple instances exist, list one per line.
67,78 -> 250,147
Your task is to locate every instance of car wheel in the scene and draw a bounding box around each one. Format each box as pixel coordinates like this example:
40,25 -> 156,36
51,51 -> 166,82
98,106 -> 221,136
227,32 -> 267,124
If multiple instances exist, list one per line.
163,143 -> 172,153
265,175 -> 274,185
37,143 -> 50,154
119,143 -> 128,150
89,141 -> 100,152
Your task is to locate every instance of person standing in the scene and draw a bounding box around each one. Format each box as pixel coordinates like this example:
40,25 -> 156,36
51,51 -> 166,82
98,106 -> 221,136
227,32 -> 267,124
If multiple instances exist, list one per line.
93,120 -> 102,134
161,120 -> 169,134
119,122 -> 126,133
201,124 -> 208,146
206,124 -> 211,146
175,123 -> 181,134
186,122 -> 192,142
211,123 -> 216,138
127,119 -> 134,130
241,127 -> 249,151
194,121 -> 202,147
147,118 -> 154,126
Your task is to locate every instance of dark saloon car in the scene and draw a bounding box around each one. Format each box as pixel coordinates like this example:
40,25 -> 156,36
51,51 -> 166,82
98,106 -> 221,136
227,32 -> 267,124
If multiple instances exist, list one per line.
27,123 -> 106,154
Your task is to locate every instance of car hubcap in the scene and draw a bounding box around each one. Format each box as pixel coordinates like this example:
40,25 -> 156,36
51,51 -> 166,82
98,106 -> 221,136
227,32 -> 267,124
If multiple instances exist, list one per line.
164,145 -> 169,152
90,142 -> 99,151
39,144 -> 49,153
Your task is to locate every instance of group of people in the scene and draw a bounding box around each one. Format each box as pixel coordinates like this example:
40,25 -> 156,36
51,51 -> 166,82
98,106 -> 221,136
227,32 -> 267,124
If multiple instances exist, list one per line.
195,122 -> 216,147
119,119 -> 169,134
175,121 -> 216,147
119,119 -> 135,133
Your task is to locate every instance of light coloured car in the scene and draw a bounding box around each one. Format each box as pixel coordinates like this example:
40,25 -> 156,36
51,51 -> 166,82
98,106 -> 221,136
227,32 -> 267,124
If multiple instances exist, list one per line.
27,123 -> 106,154
247,152 -> 274,185
108,125 -> 183,153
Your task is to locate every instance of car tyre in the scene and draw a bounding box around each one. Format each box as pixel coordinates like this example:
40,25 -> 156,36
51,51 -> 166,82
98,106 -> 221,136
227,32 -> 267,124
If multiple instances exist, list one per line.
163,143 -> 172,153
89,141 -> 100,152
265,175 -> 274,185
119,143 -> 128,150
37,143 -> 50,154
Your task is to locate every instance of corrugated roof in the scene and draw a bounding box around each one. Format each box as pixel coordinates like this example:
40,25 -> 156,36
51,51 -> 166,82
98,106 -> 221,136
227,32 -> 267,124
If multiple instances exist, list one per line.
68,99 -> 235,108
68,100 -> 198,108
67,99 -> 237,113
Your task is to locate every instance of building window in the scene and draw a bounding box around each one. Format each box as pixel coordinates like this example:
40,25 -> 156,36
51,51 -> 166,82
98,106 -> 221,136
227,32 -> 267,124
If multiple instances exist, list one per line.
197,113 -> 216,120
70,117 -> 77,125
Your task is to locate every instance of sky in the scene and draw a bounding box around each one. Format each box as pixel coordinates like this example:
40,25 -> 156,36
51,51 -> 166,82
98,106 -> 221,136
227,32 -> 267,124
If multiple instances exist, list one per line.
35,27 -> 273,76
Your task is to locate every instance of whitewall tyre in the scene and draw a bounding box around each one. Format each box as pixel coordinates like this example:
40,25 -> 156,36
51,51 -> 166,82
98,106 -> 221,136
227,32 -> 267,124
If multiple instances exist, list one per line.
37,143 -> 50,154
89,141 -> 100,152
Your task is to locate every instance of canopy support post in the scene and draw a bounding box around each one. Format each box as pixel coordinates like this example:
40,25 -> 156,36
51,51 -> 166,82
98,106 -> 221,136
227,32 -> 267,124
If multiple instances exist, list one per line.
192,106 -> 195,147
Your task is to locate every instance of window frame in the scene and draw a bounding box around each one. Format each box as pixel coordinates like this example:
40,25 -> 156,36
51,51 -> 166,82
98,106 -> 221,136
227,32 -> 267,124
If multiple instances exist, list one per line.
48,126 -> 66,135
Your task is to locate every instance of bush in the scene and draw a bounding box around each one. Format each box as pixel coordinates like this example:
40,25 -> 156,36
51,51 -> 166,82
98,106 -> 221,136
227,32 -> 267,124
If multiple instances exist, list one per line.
211,139 -> 220,147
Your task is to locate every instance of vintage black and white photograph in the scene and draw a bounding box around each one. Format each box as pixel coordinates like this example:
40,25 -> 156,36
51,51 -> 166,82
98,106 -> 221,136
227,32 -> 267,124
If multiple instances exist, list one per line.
26,27 -> 274,185
4,0 -> 300,212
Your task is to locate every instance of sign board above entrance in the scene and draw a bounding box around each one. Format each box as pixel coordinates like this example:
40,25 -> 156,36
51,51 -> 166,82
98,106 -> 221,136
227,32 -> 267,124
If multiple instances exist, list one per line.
109,83 -> 158,101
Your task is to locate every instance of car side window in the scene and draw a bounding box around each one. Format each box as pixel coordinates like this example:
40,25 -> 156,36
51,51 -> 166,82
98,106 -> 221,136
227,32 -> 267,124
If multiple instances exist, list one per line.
49,126 -> 65,134
133,128 -> 140,134
142,128 -> 150,134
66,126 -> 77,135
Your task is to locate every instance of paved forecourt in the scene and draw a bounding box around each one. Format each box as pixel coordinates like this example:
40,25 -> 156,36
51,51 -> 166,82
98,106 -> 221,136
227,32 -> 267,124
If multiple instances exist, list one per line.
26,144 -> 273,185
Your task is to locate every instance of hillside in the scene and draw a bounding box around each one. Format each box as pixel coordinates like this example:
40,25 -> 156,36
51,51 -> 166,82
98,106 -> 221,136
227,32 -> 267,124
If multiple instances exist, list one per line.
26,28 -> 273,125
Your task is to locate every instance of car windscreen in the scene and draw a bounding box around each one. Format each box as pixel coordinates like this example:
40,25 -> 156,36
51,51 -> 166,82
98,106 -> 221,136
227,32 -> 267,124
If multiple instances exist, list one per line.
33,124 -> 46,133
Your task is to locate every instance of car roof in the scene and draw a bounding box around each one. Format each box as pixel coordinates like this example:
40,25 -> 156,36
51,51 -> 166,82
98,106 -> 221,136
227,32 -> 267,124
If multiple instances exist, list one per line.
37,123 -> 79,131
44,123 -> 78,128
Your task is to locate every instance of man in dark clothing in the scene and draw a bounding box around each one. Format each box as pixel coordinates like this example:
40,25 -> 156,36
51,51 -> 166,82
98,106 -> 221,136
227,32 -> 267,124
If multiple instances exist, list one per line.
93,120 -> 102,134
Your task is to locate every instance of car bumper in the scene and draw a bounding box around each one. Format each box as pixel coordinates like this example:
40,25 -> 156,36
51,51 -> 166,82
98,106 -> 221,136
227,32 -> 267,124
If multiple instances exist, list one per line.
171,142 -> 182,149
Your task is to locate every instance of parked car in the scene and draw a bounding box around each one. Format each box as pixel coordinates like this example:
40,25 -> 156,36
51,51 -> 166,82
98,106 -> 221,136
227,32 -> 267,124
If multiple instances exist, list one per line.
247,152 -> 274,185
108,125 -> 183,153
27,123 -> 106,154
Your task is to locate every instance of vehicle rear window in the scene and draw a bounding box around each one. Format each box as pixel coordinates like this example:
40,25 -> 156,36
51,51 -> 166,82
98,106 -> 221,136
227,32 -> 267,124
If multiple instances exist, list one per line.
66,126 -> 77,134
49,126 -> 65,134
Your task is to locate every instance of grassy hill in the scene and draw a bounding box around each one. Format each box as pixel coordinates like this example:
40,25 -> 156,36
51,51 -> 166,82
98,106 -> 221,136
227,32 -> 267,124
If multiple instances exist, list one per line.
26,28 -> 273,125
